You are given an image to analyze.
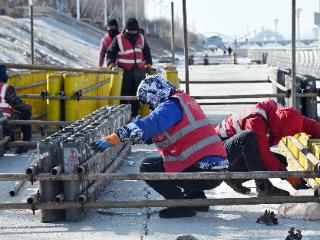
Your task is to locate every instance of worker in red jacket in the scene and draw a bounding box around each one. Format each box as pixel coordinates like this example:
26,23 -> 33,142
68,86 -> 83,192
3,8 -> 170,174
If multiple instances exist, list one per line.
215,99 -> 320,196
98,18 -> 119,67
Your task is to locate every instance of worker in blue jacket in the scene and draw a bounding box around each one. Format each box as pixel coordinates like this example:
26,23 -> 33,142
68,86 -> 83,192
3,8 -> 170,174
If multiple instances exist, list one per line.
92,75 -> 228,218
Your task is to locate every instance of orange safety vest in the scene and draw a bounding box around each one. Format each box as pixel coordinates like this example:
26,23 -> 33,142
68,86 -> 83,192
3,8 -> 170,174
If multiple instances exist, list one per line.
153,92 -> 227,172
116,32 -> 145,70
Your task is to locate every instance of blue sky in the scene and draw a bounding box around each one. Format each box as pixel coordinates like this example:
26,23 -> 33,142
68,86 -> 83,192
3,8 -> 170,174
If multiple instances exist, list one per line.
146,0 -> 319,39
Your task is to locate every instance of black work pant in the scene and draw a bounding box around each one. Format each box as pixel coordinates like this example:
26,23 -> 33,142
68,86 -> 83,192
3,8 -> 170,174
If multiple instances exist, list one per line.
223,131 -> 266,172
4,110 -> 32,141
223,130 -> 287,172
139,156 -> 223,199
120,66 -> 145,117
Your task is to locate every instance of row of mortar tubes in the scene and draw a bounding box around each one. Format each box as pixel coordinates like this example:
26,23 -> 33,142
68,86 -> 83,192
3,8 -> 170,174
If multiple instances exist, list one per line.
35,104 -> 131,222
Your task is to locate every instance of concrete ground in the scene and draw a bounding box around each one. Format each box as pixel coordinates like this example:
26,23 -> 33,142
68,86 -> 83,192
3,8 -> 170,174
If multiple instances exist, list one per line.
0,64 -> 319,240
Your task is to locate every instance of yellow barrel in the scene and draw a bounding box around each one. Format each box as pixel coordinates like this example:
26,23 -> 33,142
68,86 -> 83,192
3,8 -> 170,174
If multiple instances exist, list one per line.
139,68 -> 158,117
47,74 -> 63,128
81,73 -> 95,116
97,68 -> 111,108
31,71 -> 47,121
163,65 -> 180,89
64,72 -> 82,121
109,68 -> 123,106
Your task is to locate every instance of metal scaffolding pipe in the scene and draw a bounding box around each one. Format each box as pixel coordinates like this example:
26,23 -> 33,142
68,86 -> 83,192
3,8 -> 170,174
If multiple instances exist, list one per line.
0,136 -> 11,147
193,94 -> 287,99
0,116 -> 8,124
9,180 -> 26,197
180,80 -> 269,84
7,120 -> 71,126
17,94 -> 136,101
51,164 -> 63,175
15,80 -> 46,91
15,93 -> 319,101
54,194 -> 64,203
291,0 -> 297,108
75,79 -> 110,96
0,196 -> 318,211
182,0 -> 190,94
267,76 -> 290,93
199,101 -> 259,106
31,112 -> 47,120
0,170 -> 319,182
7,141 -> 37,148
77,143 -> 131,202
1,63 -> 116,74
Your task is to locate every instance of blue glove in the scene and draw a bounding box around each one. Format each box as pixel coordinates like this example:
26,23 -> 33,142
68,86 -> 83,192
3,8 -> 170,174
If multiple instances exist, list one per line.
91,133 -> 120,152
91,138 -> 112,152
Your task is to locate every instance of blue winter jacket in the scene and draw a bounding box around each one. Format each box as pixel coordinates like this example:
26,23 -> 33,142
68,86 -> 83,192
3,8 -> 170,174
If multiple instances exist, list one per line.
133,98 -> 228,170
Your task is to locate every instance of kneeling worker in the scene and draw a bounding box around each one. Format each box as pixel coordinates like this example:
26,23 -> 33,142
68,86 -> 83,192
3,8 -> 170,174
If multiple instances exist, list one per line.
216,99 -> 320,196
92,75 -> 228,218
0,65 -> 32,153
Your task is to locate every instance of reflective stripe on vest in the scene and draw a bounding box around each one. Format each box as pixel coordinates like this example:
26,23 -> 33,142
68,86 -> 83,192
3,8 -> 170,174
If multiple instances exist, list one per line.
0,83 -> 12,116
118,48 -> 143,55
116,33 -> 144,63
220,107 -> 268,137
117,59 -> 143,64
164,135 -> 221,162
156,118 -> 210,147
155,94 -> 222,162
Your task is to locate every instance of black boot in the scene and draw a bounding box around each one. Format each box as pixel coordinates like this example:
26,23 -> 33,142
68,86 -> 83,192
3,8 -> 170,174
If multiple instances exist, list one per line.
185,191 -> 209,212
159,207 -> 197,218
255,179 -> 290,197
225,180 -> 251,194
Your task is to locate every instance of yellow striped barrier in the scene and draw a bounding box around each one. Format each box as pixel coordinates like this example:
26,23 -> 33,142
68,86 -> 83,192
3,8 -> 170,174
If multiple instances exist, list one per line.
47,74 -> 63,128
282,135 -> 320,186
109,68 -> 123,106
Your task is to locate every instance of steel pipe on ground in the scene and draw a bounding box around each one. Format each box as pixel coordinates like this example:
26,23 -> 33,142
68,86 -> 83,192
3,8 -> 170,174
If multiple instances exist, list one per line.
0,196 -> 318,211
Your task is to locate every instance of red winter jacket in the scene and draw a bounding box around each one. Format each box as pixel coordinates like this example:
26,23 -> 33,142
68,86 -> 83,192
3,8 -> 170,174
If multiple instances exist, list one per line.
154,92 -> 227,172
98,32 -> 114,67
215,99 -> 320,171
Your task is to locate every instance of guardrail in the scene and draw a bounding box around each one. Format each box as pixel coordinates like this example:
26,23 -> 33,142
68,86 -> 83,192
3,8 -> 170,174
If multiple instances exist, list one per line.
238,47 -> 320,77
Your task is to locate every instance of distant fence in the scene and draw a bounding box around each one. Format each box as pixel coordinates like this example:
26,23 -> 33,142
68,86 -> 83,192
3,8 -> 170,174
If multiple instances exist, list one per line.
237,47 -> 320,77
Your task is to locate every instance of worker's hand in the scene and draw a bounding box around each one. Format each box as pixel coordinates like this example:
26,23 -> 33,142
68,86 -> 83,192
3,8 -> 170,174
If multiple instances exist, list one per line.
91,133 -> 120,152
145,64 -> 152,69
285,177 -> 309,190
145,64 -> 154,75
107,63 -> 115,69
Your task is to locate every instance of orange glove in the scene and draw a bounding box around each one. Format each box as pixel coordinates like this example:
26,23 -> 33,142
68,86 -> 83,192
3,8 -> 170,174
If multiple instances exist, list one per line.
286,178 -> 308,190
91,133 -> 120,152
103,133 -> 120,145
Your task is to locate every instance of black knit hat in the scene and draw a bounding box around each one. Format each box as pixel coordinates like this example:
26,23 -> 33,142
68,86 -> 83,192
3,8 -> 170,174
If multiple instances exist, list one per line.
107,18 -> 118,28
125,18 -> 139,31
0,65 -> 8,83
